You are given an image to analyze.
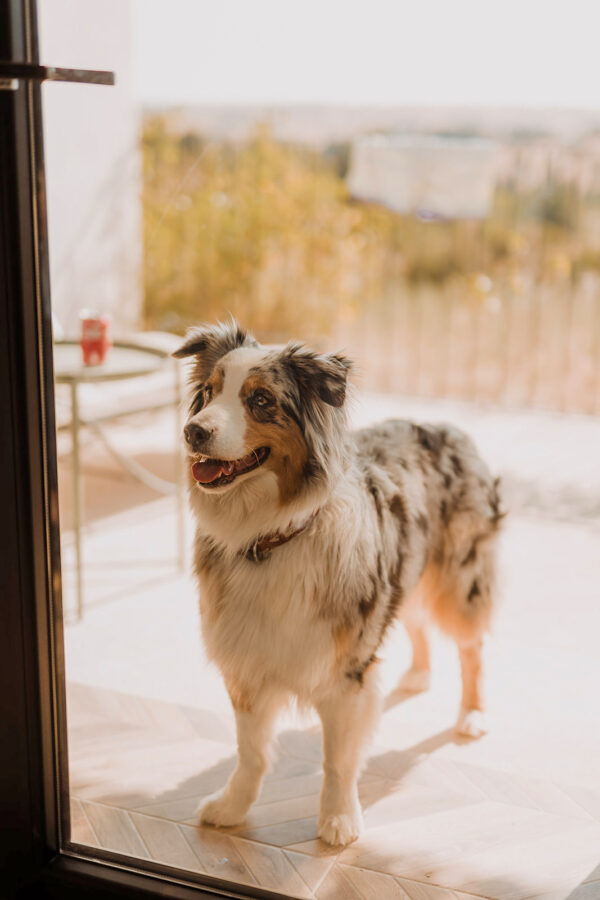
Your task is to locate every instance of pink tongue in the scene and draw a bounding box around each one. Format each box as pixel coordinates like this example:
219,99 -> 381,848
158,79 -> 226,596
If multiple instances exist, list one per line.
191,459 -> 235,483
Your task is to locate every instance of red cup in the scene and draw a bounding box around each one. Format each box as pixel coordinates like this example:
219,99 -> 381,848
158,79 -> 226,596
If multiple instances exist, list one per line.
80,311 -> 112,366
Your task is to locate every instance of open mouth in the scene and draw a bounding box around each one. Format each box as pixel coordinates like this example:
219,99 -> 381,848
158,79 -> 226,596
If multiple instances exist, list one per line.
191,447 -> 270,488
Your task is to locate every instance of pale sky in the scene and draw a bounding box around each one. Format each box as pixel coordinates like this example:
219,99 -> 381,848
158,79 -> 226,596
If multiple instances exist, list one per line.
132,0 -> 600,109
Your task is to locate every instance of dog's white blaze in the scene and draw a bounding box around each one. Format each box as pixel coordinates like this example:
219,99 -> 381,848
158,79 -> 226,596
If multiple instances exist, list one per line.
189,346 -> 269,460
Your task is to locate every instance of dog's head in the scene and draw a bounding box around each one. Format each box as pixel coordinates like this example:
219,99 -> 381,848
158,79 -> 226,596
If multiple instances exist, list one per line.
173,320 -> 352,504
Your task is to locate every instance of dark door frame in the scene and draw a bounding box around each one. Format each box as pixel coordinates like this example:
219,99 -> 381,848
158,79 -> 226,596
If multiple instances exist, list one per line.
0,0 -> 68,890
0,2 -> 290,897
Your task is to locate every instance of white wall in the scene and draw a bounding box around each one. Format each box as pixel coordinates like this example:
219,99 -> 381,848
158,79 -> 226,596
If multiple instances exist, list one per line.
39,0 -> 142,335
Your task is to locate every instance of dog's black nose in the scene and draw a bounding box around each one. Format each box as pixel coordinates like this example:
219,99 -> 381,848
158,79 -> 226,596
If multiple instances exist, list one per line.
184,422 -> 212,450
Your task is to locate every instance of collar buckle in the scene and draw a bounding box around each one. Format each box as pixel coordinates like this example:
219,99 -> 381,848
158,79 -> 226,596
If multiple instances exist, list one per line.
243,508 -> 320,564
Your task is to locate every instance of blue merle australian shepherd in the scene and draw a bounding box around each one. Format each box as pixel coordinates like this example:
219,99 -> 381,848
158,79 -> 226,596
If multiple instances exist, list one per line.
174,320 -> 503,846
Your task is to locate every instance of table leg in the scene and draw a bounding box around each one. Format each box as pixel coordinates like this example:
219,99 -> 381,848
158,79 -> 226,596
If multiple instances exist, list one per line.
70,381 -> 84,619
174,360 -> 185,572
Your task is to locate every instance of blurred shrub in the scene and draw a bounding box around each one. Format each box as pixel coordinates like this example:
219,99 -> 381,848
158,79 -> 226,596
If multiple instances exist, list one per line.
530,182 -> 580,230
141,116 -> 594,339
143,119 -> 407,337
572,248 -> 600,279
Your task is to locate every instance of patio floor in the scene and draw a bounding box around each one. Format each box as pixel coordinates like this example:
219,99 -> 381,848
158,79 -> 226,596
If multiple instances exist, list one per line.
60,392 -> 600,900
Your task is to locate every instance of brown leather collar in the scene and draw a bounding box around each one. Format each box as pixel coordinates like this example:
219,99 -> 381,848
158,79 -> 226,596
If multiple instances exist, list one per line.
244,508 -> 321,563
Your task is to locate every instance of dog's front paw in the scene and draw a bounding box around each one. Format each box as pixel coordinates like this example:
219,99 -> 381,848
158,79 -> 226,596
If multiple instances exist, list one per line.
318,810 -> 363,846
197,790 -> 248,828
398,667 -> 431,693
455,707 -> 487,738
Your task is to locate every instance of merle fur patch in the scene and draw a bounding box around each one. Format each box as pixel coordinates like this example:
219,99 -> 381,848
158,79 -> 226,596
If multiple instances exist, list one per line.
467,580 -> 481,603
346,652 -> 379,685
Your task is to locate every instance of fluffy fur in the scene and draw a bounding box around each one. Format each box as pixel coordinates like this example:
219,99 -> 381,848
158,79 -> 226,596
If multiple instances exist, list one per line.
174,320 -> 503,846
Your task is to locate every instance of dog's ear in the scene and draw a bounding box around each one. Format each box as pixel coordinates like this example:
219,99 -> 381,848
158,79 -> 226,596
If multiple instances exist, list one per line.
282,343 -> 353,408
173,319 -> 258,379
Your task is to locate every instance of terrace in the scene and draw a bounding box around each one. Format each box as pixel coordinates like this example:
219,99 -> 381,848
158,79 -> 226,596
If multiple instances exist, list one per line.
60,379 -> 600,900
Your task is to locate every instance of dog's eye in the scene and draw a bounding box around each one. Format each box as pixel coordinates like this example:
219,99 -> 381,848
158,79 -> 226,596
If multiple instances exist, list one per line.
253,391 -> 271,408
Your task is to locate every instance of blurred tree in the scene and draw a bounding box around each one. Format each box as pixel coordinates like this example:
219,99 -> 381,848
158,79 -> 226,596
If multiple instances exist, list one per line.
141,116 -> 593,343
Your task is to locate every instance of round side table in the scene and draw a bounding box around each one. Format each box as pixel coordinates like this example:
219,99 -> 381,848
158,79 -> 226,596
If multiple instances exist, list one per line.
54,340 -> 184,620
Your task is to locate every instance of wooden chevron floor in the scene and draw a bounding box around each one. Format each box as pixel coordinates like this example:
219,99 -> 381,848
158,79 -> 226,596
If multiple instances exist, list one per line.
61,467 -> 600,898
67,657 -> 600,900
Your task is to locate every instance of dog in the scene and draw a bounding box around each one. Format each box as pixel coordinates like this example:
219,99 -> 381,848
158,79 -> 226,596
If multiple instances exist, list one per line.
174,320 -> 503,846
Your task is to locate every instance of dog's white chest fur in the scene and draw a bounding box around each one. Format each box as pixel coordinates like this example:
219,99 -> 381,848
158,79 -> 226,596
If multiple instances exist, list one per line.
200,547 -> 337,698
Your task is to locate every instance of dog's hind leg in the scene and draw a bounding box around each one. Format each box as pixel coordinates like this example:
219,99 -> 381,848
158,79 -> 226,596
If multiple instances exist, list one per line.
423,538 -> 496,738
315,666 -> 381,846
198,690 -> 282,827
398,602 -> 431,693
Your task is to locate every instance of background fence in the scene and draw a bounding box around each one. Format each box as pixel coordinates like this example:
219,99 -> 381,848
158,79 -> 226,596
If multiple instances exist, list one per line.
336,278 -> 600,413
